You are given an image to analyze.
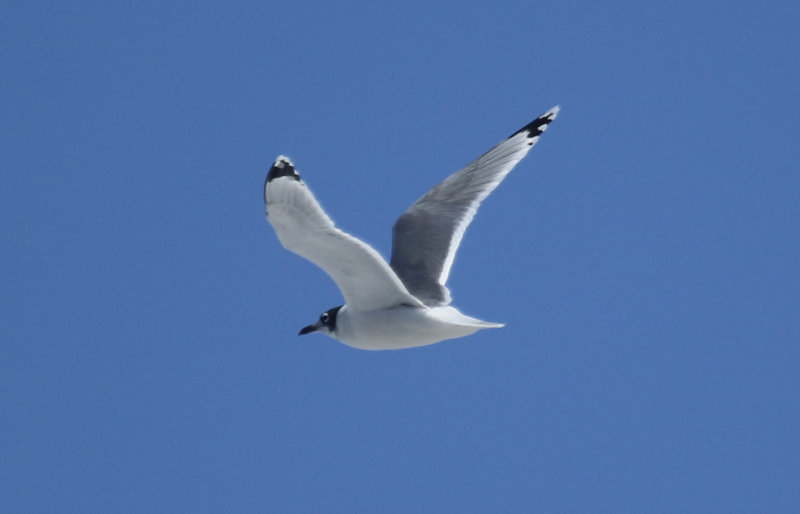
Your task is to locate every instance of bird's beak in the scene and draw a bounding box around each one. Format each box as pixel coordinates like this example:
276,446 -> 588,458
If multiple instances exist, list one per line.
298,323 -> 319,336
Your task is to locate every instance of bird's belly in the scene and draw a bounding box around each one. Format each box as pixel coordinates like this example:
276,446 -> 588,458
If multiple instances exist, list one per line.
338,306 -> 483,350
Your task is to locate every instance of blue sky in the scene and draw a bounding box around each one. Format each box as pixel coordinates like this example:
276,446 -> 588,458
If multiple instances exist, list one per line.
2,1 -> 798,512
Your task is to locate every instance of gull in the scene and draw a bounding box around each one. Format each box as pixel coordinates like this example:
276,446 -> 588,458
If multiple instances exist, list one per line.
264,106 -> 559,350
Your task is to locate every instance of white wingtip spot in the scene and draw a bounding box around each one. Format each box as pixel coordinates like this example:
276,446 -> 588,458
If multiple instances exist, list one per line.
274,155 -> 293,168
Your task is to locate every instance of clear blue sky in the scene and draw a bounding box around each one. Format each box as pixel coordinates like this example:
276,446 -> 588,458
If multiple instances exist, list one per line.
2,2 -> 798,512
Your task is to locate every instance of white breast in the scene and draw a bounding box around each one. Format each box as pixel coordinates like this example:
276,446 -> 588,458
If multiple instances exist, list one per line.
334,305 -> 503,350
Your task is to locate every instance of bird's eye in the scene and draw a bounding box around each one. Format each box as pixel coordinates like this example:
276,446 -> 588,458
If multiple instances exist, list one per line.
320,312 -> 329,323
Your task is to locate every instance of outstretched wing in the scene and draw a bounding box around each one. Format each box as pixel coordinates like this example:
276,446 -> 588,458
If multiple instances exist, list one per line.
264,156 -> 424,311
390,106 -> 559,305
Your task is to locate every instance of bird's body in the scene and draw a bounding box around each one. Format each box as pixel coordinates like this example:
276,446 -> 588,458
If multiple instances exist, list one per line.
330,304 -> 503,351
264,106 -> 559,350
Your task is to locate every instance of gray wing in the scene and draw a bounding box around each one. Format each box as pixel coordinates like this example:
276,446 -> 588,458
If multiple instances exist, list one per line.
265,156 -> 424,311
390,106 -> 559,305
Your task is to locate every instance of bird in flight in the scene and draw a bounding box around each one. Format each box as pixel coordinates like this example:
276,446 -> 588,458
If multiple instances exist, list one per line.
264,106 -> 559,350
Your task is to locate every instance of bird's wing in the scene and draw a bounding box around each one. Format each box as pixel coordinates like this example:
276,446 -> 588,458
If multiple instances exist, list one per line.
390,106 -> 559,305
264,157 -> 424,311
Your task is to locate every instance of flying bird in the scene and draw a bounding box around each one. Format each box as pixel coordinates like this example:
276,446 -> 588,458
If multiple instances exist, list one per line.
264,106 -> 559,350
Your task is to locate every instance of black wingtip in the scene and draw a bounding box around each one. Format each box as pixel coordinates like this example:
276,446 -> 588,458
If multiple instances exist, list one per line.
509,105 -> 560,141
267,155 -> 301,183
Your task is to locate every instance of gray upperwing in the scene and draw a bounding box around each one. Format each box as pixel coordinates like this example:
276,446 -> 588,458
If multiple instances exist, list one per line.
390,106 -> 559,305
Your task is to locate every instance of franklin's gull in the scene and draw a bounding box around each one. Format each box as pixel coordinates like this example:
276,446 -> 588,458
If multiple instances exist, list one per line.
264,106 -> 559,350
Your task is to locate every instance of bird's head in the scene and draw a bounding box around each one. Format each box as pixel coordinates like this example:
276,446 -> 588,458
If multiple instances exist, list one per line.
299,305 -> 342,337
